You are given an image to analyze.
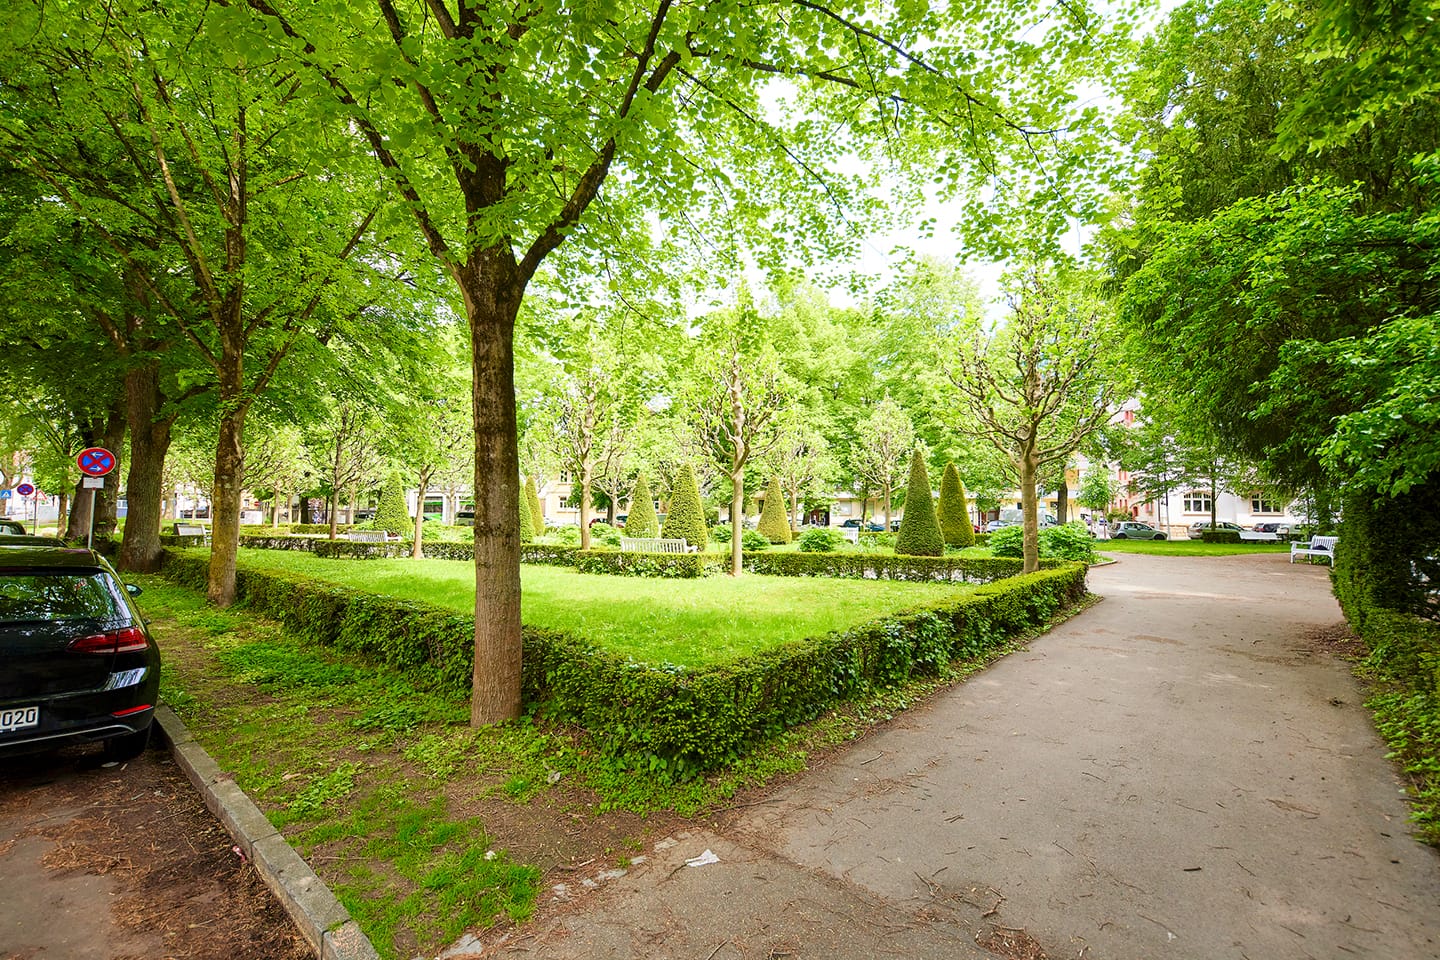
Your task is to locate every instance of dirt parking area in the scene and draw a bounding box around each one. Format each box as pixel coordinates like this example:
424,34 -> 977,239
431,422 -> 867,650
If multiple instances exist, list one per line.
0,739 -> 308,960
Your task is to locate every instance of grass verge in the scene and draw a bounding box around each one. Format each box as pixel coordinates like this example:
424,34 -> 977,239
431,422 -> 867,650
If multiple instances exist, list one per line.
1096,539 -> 1292,556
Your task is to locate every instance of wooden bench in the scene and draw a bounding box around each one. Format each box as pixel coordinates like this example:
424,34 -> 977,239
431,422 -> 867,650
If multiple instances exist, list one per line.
173,523 -> 206,537
347,530 -> 399,543
1291,535 -> 1337,565
620,537 -> 698,554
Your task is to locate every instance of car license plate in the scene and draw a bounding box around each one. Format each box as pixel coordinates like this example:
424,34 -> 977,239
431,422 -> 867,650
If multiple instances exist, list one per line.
0,706 -> 40,733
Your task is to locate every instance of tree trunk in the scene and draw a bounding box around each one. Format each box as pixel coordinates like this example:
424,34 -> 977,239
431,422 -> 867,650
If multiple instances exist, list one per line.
206,324 -> 248,607
1056,481 -> 1069,525
578,469 -> 592,550
118,360 -> 175,573
606,497 -> 616,525
96,402 -> 126,537
413,464 -> 434,558
1019,444 -> 1041,574
461,252 -> 523,726
65,484 -> 90,541
882,484 -> 892,529
55,492 -> 69,536
329,492 -> 340,539
730,468 -> 744,577
788,480 -> 801,531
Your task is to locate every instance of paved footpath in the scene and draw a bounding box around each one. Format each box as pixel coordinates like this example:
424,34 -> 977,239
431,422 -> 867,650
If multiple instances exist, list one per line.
487,554 -> 1440,960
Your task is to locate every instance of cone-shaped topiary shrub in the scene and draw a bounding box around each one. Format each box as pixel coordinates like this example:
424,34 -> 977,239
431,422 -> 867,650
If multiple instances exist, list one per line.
757,477 -> 792,544
937,462 -> 975,547
625,473 -> 660,538
660,464 -> 708,549
519,483 -> 535,543
894,450 -> 943,556
373,474 -> 412,537
526,476 -> 545,533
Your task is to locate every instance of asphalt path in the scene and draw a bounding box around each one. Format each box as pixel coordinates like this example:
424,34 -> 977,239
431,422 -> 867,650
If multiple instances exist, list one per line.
492,553 -> 1440,960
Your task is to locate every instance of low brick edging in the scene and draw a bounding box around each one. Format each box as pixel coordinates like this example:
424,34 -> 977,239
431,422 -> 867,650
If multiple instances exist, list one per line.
154,706 -> 380,960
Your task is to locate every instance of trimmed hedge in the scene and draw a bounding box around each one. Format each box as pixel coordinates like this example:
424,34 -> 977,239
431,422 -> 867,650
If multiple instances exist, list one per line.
938,462 -> 975,548
290,523 -> 353,535
757,477 -> 792,544
742,551 -> 1059,583
1201,530 -> 1242,543
157,549 -> 1086,774
624,474 -> 660,539
238,535 -> 317,551
159,534 -> 207,548
895,450 -> 943,556
314,540 -> 409,559
575,550 -> 728,578
660,464 -> 708,549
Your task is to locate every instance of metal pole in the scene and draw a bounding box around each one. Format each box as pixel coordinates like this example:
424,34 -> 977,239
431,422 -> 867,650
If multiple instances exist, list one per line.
87,487 -> 97,549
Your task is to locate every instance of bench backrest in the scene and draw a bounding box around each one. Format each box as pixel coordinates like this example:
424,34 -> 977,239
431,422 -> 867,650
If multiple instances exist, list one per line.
1311,535 -> 1338,552
620,537 -> 695,554
347,530 -> 388,542
174,523 -> 205,536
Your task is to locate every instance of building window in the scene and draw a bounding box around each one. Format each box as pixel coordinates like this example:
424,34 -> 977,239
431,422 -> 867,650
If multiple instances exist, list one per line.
835,502 -> 851,516
1251,496 -> 1282,515
1183,492 -> 1212,514
557,471 -> 571,484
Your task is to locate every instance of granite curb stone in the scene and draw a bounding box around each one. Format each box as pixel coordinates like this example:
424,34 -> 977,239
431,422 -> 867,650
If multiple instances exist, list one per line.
155,706 -> 381,960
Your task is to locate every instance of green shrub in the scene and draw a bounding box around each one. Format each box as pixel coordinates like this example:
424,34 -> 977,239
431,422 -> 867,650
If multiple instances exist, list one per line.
741,528 -> 770,551
548,525 -> 581,547
743,550 -> 1067,582
937,463 -> 975,547
989,525 -> 1023,558
526,476 -> 545,533
757,477 -> 792,544
710,524 -> 733,543
590,522 -> 623,547
797,527 -> 845,552
1200,530 -> 1242,543
373,475 -> 412,537
238,535 -> 317,552
660,464 -> 708,550
895,450 -> 943,556
519,544 -> 580,566
519,487 -> 535,543
573,550 -> 725,579
289,523 -> 353,535
314,540 -> 409,559
624,474 -> 660,539
857,531 -> 897,551
1042,522 -> 1096,562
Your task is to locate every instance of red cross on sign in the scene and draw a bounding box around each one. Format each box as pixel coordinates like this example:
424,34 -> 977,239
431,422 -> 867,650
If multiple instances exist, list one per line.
77,447 -> 116,478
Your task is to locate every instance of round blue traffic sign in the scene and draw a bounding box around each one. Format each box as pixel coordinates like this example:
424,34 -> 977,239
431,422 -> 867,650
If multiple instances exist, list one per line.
77,447 -> 116,477
16,483 -> 35,496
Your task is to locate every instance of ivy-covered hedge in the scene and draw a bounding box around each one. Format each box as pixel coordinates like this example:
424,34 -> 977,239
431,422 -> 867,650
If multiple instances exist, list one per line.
741,551 -> 1059,584
1201,530 -> 1242,543
520,544 -> 580,566
290,523 -> 352,535
238,535 -> 317,551
157,549 -> 1087,775
313,540 -> 409,559
158,533 -> 207,548
574,550 -> 728,578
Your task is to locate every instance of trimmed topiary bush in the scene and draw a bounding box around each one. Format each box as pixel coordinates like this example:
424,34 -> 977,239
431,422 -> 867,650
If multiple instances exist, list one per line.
526,476 -> 545,532
519,486 -> 535,543
894,450 -> 943,556
757,477 -> 792,544
797,527 -> 846,552
937,462 -> 975,547
373,475 -> 411,537
660,464 -> 708,550
625,474 -> 660,539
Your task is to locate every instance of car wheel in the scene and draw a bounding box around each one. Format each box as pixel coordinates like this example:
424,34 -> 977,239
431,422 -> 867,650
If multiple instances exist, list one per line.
102,724 -> 152,763
1155,534 -> 1167,540
1113,533 -> 1127,539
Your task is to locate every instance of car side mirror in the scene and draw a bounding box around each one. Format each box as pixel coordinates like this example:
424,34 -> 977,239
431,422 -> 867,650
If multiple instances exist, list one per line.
125,583 -> 144,597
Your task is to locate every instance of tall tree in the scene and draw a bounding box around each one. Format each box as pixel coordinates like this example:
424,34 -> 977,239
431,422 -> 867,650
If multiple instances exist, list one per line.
850,397 -> 914,530
947,269 -> 1115,572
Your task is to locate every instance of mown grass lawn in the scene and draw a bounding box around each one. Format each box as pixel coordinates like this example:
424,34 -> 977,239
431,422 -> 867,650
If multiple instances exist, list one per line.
1095,538 -> 1292,556
230,548 -> 974,666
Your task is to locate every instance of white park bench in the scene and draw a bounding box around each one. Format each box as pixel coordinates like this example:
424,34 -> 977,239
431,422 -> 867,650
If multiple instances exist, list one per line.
173,523 -> 206,537
1291,535 -> 1338,565
620,537 -> 698,554
347,530 -> 399,543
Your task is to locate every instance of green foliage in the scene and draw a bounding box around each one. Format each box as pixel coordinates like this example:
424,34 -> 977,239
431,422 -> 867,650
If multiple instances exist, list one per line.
588,522 -> 622,547
894,450 -> 943,556
660,464 -> 708,550
315,540 -> 409,559
797,528 -> 846,552
757,477 -> 792,544
989,525 -> 1024,558
992,523 -> 1096,562
937,462 -> 975,547
374,475 -> 412,537
741,529 -> 771,551
526,477 -> 545,534
290,523 -> 353,534
547,525 -> 581,547
710,524 -> 733,544
574,550 -> 724,579
1200,530 -> 1242,544
624,474 -> 659,539
518,486 -> 535,543
743,551 -> 1066,583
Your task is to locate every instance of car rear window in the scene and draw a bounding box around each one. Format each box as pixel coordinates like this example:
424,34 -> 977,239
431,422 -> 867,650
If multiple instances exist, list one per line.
0,572 -> 127,623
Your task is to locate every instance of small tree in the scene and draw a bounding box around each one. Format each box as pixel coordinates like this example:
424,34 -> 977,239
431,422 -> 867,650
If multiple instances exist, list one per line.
660,464 -> 708,550
526,476 -> 545,533
518,483 -> 535,543
757,477 -> 792,544
625,473 -> 660,538
373,474 -> 411,537
1077,469 -> 1118,535
895,450 -> 943,556
937,462 -> 975,547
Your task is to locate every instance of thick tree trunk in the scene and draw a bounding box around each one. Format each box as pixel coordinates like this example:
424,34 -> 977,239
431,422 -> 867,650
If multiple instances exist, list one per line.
413,465 -> 434,558
95,402 -> 126,538
119,360 -> 174,573
1019,445 -> 1041,574
56,493 -> 69,536
730,468 -> 745,577
65,484 -> 90,541
207,327 -> 247,607
606,497 -> 616,525
461,253 -> 524,726
1056,482 -> 1069,525
299,496 -> 313,524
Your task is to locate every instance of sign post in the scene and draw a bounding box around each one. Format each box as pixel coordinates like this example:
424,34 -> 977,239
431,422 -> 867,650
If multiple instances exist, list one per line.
15,483 -> 36,535
76,448 -> 117,549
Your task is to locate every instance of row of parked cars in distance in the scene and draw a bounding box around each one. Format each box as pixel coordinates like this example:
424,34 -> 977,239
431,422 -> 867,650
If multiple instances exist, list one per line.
0,524 -> 161,763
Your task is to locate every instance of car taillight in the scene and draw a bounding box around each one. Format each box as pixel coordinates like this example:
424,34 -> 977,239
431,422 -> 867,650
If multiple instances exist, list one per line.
68,627 -> 150,655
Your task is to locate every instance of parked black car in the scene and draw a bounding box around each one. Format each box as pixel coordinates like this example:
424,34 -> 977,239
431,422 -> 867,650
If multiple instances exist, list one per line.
839,519 -> 884,531
0,543 -> 161,761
